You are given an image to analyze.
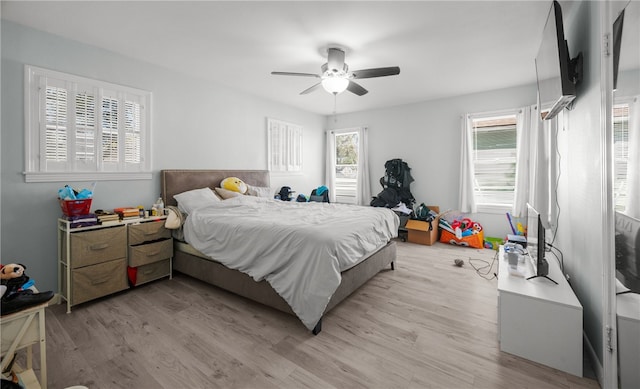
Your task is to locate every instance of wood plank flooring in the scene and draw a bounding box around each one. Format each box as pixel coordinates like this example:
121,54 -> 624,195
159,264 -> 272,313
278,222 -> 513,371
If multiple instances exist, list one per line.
35,241 -> 599,388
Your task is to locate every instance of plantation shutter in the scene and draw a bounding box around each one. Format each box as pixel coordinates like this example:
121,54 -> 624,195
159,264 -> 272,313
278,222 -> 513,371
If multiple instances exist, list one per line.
101,95 -> 119,164
268,118 -> 302,173
74,90 -> 96,167
124,100 -> 142,164
25,65 -> 152,182
44,85 -> 68,167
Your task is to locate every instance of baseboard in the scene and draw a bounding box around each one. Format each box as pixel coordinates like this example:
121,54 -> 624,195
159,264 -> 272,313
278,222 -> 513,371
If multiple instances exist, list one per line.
584,331 -> 604,386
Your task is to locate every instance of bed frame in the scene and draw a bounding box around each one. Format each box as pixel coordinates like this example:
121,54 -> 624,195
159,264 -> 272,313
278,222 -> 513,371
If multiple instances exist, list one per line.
160,169 -> 396,334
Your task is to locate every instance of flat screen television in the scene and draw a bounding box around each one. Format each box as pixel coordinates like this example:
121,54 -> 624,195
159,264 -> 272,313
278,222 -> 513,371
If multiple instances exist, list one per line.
526,203 -> 557,284
615,211 -> 640,294
535,1 -> 581,120
612,8 -> 625,90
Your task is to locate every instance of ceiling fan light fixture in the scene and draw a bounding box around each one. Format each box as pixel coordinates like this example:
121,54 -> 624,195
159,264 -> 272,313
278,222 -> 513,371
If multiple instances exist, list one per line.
321,77 -> 349,95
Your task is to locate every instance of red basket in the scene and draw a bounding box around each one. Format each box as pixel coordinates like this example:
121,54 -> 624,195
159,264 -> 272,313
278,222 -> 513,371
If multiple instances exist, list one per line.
59,199 -> 92,216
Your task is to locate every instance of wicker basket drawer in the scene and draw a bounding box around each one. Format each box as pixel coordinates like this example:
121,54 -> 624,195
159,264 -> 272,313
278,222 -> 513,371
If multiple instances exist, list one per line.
128,221 -> 170,245
133,259 -> 171,286
128,238 -> 173,267
64,258 -> 128,305
64,225 -> 126,268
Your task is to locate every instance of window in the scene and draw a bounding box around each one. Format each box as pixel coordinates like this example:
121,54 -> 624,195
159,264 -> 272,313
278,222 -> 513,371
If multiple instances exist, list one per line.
326,127 -> 370,205
470,113 -> 518,208
613,102 -> 630,212
267,118 -> 302,173
333,130 -> 359,203
25,65 -> 151,182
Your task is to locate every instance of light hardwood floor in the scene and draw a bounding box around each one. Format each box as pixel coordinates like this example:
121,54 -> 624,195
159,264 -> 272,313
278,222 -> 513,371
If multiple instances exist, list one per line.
37,241 -> 599,389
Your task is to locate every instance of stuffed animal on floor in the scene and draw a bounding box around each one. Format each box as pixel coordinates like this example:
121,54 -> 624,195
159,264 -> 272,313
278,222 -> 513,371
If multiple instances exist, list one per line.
220,177 -> 248,194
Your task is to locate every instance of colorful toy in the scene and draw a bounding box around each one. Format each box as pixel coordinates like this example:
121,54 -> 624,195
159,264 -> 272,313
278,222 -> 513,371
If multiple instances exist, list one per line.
220,177 -> 248,194
440,215 -> 485,249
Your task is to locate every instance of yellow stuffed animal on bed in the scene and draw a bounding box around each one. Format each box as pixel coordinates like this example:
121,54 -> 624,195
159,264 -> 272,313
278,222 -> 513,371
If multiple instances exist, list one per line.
220,177 -> 248,194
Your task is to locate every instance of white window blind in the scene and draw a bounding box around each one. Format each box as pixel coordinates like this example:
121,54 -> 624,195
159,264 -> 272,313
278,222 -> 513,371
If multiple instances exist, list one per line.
25,65 -> 152,182
613,102 -> 629,212
471,114 -> 518,207
267,118 -> 303,173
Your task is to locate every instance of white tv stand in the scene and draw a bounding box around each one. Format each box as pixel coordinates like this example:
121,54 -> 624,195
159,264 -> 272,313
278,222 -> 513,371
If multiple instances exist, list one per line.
497,246 -> 583,376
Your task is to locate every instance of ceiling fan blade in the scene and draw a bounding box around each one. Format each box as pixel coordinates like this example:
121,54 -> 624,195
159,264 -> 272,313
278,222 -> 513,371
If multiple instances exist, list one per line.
350,66 -> 400,79
271,71 -> 320,78
327,48 -> 346,72
300,82 -> 322,95
347,80 -> 368,96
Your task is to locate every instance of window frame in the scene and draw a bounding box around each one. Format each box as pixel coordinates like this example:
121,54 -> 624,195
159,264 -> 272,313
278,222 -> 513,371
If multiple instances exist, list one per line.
24,65 -> 152,182
267,118 -> 303,175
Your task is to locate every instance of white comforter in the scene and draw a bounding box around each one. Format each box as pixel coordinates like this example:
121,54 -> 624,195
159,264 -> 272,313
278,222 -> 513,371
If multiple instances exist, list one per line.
183,196 -> 399,330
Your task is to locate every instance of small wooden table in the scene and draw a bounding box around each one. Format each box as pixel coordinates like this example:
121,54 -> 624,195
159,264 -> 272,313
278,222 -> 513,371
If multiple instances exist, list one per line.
1,302 -> 48,389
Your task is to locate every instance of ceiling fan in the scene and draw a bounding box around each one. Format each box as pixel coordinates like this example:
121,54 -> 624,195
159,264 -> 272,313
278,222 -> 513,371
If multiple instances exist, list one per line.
271,47 -> 400,96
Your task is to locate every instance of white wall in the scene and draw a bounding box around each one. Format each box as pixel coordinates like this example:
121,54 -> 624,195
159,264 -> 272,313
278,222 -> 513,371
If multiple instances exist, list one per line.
1,21 -> 324,292
329,84 -> 537,239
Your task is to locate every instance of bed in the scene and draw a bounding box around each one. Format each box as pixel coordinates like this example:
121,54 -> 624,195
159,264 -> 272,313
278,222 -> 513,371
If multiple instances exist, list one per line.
161,169 -> 398,334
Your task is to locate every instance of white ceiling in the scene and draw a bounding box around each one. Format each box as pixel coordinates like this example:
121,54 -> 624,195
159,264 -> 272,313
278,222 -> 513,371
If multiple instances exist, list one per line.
1,1 -> 555,115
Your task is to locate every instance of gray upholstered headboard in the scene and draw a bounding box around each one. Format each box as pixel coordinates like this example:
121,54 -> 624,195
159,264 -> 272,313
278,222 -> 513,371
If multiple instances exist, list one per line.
161,169 -> 271,206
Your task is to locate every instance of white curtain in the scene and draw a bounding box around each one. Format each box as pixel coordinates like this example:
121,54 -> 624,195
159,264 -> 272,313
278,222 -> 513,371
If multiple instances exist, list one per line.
528,108 -> 558,228
325,130 -> 337,203
513,106 -> 533,217
459,115 -> 477,213
355,127 -> 371,206
626,97 -> 640,218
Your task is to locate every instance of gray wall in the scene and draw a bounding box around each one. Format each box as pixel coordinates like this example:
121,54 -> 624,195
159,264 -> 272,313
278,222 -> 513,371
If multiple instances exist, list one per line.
1,21 -> 325,292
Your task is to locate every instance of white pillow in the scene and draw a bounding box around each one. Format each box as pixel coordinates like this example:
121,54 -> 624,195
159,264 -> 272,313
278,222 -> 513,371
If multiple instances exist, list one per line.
214,187 -> 244,200
246,185 -> 274,198
174,187 -> 220,214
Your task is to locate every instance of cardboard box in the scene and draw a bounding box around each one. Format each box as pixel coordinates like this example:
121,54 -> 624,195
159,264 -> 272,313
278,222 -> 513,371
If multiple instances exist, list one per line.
405,206 -> 440,245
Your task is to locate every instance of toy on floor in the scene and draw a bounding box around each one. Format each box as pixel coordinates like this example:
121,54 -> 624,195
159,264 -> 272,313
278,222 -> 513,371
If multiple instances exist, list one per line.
439,215 -> 485,249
